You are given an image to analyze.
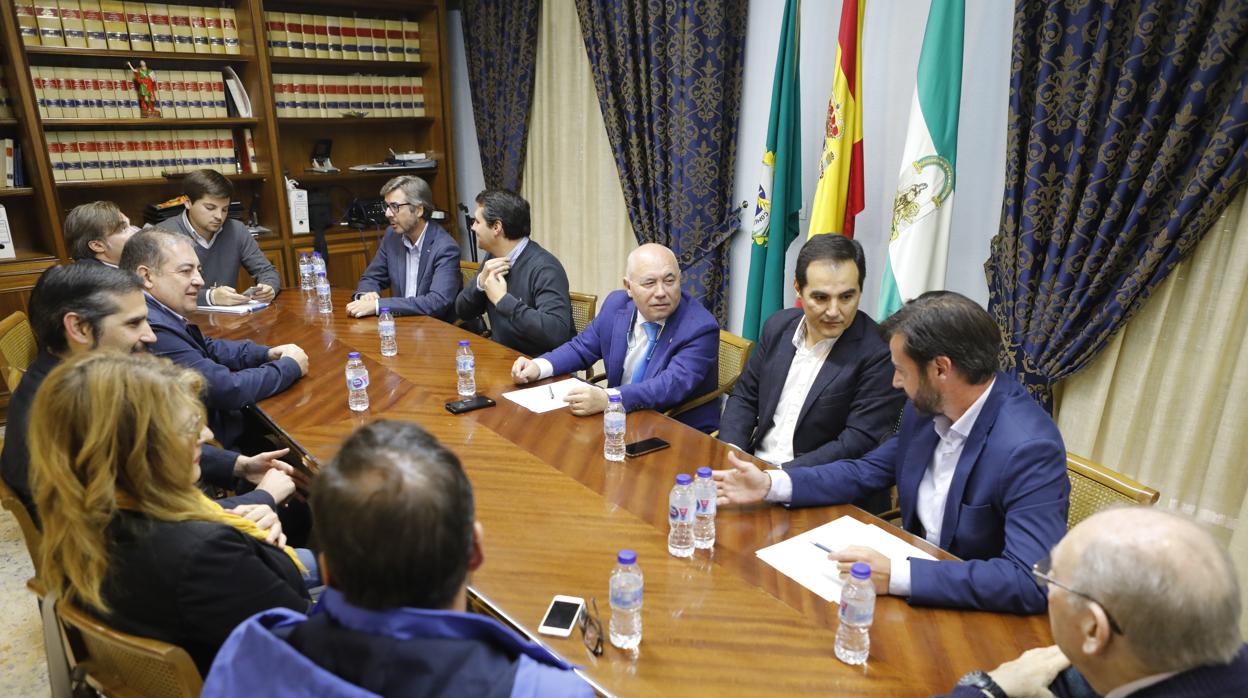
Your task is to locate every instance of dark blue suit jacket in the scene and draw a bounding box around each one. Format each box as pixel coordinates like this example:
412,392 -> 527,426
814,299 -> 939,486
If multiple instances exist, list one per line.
719,308 -> 903,468
146,296 -> 302,449
789,373 -> 1069,614
542,289 -> 720,432
352,222 -> 461,321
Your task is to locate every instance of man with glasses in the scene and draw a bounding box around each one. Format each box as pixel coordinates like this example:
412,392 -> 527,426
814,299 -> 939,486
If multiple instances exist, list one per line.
202,420 -> 594,697
945,507 -> 1247,697
715,291 -> 1069,613
511,243 -> 720,432
345,176 -> 461,320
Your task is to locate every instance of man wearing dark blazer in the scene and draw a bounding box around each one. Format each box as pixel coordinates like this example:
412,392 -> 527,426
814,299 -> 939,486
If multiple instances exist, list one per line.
716,291 -> 1069,614
345,176 -> 461,321
454,189 -> 574,357
63,200 -> 139,267
511,243 -> 720,432
719,234 -> 902,469
120,228 -> 308,452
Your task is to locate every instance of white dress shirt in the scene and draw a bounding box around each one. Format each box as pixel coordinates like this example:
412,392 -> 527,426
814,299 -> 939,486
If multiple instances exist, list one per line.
182,211 -> 218,250
766,378 -> 996,598
400,227 -> 426,299
534,310 -> 665,389
753,320 -> 838,466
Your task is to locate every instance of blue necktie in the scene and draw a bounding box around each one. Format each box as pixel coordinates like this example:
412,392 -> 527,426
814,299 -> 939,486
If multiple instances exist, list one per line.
630,322 -> 661,384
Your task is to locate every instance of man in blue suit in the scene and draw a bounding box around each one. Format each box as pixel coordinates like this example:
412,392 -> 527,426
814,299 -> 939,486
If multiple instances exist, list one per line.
345,176 -> 461,320
716,291 -> 1069,614
121,228 -> 308,452
511,243 -> 720,433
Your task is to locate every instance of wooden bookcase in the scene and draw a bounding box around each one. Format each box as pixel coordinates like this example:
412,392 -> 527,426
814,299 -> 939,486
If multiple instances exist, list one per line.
0,0 -> 459,417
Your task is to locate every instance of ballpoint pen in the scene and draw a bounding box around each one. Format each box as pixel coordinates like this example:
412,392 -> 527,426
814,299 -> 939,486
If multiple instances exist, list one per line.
810,540 -> 834,554
548,385 -> 555,399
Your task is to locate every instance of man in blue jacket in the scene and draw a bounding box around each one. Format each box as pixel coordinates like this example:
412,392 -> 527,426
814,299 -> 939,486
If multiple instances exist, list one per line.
511,243 -> 720,433
120,228 -> 308,452
345,176 -> 461,320
203,420 -> 593,698
715,291 -> 1069,614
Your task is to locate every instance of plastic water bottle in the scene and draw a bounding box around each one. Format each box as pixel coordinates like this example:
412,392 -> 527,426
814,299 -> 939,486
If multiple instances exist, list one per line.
345,352 -> 369,411
310,251 -> 326,278
378,306 -> 397,356
835,562 -> 875,665
298,253 -> 313,291
667,474 -> 695,558
315,271 -> 331,314
455,340 -> 475,397
693,466 -> 716,549
603,394 -> 626,461
608,549 -> 643,650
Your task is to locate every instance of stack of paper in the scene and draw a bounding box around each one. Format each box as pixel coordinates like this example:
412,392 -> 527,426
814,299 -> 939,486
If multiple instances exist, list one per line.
196,301 -> 268,315
501,378 -> 584,413
755,515 -> 937,603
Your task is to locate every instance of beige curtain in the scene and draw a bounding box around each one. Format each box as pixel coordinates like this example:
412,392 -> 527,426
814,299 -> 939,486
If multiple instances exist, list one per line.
521,0 -> 635,312
1053,190 -> 1248,632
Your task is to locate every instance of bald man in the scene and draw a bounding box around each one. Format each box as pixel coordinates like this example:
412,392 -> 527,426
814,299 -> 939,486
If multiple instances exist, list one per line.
944,507 -> 1248,698
512,243 -> 720,432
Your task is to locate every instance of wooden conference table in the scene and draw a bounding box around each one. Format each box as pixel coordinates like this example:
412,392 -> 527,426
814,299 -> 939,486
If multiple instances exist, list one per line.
194,290 -> 1053,697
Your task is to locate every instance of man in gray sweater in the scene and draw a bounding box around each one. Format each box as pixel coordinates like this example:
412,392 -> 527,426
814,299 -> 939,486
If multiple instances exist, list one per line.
165,169 -> 281,306
455,189 -> 573,357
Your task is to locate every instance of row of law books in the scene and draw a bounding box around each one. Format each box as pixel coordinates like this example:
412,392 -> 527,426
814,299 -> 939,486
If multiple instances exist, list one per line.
16,1 -> 241,55
273,75 -> 425,119
0,78 -> 14,118
33,67 -> 229,120
47,129 -> 257,182
0,139 -> 29,188
263,12 -> 421,62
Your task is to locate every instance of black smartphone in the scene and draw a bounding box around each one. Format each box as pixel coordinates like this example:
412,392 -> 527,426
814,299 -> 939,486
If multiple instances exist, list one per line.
625,437 -> 670,458
445,395 -> 496,414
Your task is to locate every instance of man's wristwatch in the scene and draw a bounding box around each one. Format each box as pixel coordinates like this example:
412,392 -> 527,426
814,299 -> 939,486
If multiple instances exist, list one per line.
956,671 -> 1007,698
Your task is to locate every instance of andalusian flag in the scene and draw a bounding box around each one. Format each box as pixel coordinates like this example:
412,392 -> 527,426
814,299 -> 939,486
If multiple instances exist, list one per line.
742,0 -> 801,342
807,0 -> 864,240
877,0 -> 964,319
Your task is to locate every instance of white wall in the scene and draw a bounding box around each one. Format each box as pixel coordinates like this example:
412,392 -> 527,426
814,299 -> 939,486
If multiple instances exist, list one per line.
446,1 -> 1014,327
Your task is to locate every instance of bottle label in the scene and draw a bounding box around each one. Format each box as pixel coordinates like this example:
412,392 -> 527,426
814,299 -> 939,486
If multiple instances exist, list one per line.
839,599 -> 874,625
378,320 -> 395,334
696,497 -> 716,516
668,503 -> 692,523
347,374 -> 369,390
610,582 -> 643,609
457,356 -> 474,371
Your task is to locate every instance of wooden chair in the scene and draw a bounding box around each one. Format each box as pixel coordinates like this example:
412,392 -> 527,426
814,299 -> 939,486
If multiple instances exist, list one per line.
1066,452 -> 1159,530
667,330 -> 754,418
459,260 -> 480,289
0,311 -> 38,392
56,597 -> 203,698
569,292 -> 598,336
0,461 -> 42,575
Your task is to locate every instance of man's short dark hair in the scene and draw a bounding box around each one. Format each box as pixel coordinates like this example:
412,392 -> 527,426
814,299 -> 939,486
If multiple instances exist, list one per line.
182,169 -> 233,203
312,420 -> 475,611
64,201 -> 126,260
119,228 -> 186,273
476,189 -> 531,240
795,234 -> 866,290
28,264 -> 144,354
880,291 -> 1000,384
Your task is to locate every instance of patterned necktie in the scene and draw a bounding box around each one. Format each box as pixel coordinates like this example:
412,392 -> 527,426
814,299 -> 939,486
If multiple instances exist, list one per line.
630,322 -> 661,384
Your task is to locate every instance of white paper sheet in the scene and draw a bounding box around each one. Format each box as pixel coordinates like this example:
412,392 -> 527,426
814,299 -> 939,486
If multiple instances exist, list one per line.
755,515 -> 937,603
501,378 -> 584,413
196,300 -> 269,314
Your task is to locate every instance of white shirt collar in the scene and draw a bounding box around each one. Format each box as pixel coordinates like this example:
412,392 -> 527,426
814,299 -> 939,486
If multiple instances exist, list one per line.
790,317 -> 838,355
401,225 -> 426,252
1104,672 -> 1179,698
933,377 -> 996,443
145,291 -> 188,323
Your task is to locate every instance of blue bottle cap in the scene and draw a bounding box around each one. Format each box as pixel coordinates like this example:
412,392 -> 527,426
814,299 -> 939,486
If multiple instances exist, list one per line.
379,306 -> 390,313
617,549 -> 637,565
458,339 -> 469,346
676,473 -> 692,486
608,393 -> 622,403
696,466 -> 712,478
316,270 -> 326,277
850,562 -> 872,580
347,351 -> 360,359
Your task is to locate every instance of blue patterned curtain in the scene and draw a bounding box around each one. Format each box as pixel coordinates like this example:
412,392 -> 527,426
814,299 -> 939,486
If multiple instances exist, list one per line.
461,0 -> 541,191
573,0 -> 748,324
987,0 -> 1248,409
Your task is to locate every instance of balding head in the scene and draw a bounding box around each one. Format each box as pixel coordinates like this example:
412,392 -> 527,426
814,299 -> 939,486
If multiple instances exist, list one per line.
624,244 -> 681,322
1049,507 -> 1241,688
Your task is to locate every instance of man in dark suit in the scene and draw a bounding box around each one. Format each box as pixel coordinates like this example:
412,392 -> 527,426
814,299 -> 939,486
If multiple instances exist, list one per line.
120,228 -> 308,451
719,234 -> 902,469
202,420 -> 593,697
454,189 -> 574,356
63,200 -> 139,267
944,508 -> 1247,698
716,291 -> 1069,614
511,243 -> 720,432
345,175 -> 461,320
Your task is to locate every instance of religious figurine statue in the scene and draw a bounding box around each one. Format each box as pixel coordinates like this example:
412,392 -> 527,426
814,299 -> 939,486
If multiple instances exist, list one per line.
127,60 -> 161,117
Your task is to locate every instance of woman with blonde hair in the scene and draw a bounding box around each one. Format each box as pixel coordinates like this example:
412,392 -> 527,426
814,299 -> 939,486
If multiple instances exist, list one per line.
30,352 -> 309,674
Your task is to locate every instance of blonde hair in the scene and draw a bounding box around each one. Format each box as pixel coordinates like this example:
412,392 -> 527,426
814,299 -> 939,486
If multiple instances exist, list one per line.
30,352 -> 300,612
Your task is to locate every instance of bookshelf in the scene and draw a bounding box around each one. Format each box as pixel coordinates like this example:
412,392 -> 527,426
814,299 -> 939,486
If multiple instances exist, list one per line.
0,0 -> 459,418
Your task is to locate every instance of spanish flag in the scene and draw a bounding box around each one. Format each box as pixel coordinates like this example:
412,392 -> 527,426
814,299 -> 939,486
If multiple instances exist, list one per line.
807,0 -> 865,240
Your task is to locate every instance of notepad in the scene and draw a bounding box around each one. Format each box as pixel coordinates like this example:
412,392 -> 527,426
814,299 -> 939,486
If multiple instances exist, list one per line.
755,515 -> 937,603
501,377 -> 584,413
196,300 -> 269,314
